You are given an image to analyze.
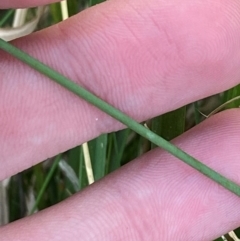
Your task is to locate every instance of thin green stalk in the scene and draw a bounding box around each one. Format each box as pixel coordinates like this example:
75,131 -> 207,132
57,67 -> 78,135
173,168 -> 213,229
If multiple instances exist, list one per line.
0,9 -> 15,27
30,154 -> 61,214
1,38 -> 240,196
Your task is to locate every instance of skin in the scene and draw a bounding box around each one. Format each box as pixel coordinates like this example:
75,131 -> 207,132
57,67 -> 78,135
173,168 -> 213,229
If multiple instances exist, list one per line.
0,0 -> 240,240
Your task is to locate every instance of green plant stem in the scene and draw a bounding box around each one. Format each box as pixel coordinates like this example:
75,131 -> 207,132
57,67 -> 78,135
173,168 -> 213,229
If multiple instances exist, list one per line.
30,154 -> 61,214
1,38 -> 240,196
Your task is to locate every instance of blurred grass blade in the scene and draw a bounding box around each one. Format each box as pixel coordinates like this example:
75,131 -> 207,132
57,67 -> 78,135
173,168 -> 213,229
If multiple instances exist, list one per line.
25,186 -> 36,217
12,9 -> 28,27
207,96 -> 240,118
151,107 -> 186,149
229,231 -> 240,241
50,3 -> 62,23
206,85 -> 240,118
89,0 -> 105,6
109,129 -> 130,172
66,146 -> 81,174
193,101 -> 201,124
32,163 -> 46,210
0,178 -> 10,225
67,0 -> 81,15
30,154 -> 61,214
59,159 -> 80,192
1,39 -> 240,197
82,143 -> 95,184
52,0 -> 78,23
223,85 -> 240,109
0,9 -> 14,27
79,146 -> 89,189
64,146 -> 86,192
89,134 -> 108,181
60,1 -> 69,20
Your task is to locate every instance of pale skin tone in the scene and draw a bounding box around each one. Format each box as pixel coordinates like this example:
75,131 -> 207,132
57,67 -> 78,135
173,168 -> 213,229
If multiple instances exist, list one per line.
1,0 -> 240,240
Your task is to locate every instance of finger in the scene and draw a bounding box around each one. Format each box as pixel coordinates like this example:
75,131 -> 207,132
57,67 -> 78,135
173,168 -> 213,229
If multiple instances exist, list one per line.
1,0 -> 240,180
1,110 -> 240,241
0,0 -> 59,9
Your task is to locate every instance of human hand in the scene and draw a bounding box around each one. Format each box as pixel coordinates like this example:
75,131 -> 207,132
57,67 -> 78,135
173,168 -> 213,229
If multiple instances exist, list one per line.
1,0 -> 240,240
